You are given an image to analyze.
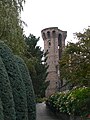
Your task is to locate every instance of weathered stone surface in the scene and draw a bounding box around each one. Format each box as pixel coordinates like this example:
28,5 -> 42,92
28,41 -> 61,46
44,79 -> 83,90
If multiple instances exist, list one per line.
41,27 -> 67,97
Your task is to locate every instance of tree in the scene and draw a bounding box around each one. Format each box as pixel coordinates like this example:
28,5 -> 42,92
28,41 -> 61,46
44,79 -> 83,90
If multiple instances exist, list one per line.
0,0 -> 26,55
0,98 -> 4,120
59,28 -> 90,88
0,42 -> 28,120
25,34 -> 49,97
15,56 -> 36,120
0,56 -> 16,120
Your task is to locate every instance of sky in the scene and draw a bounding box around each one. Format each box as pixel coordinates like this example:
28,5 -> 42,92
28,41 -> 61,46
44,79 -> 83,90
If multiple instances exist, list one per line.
21,0 -> 90,48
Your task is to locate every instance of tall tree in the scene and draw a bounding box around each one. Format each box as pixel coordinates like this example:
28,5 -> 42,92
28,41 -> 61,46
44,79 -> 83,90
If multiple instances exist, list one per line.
0,0 -> 26,55
59,28 -> 90,88
25,34 -> 49,97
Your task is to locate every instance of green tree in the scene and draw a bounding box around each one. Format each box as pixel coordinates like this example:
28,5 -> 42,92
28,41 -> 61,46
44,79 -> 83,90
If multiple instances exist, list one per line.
15,56 -> 36,120
0,0 -> 26,55
0,98 -> 4,120
25,34 -> 49,97
60,28 -> 90,87
0,56 -> 16,120
0,42 -> 28,120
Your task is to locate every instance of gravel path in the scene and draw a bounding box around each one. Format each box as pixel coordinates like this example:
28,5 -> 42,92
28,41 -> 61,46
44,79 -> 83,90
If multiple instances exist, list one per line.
36,102 -> 59,120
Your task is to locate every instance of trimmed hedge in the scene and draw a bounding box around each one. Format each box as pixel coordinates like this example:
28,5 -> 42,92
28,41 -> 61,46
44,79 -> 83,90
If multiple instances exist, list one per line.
15,56 -> 36,120
0,42 -> 28,120
46,87 -> 90,117
0,56 -> 16,120
0,98 -> 4,120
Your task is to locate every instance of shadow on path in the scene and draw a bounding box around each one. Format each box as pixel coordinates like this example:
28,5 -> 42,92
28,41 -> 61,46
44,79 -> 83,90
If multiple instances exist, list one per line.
36,102 -> 59,120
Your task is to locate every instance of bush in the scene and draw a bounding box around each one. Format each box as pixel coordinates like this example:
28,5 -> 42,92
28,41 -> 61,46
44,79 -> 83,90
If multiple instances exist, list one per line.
66,87 -> 90,116
0,98 -> 4,120
46,92 -> 62,111
15,56 -> 36,120
46,87 -> 90,117
0,42 -> 28,120
0,56 -> 16,120
36,97 -> 47,103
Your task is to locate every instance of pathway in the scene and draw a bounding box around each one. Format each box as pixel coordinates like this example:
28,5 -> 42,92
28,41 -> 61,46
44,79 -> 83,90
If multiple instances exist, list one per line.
36,102 -> 59,120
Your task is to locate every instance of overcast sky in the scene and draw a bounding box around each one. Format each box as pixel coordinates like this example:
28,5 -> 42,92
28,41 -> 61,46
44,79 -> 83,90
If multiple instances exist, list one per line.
21,0 -> 90,48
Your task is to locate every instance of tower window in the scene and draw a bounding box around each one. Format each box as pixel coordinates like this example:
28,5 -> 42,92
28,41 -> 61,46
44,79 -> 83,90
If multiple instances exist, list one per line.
58,34 -> 62,47
58,34 -> 62,59
47,31 -> 50,39
52,31 -> 56,38
42,32 -> 46,40
56,65 -> 58,74
48,40 -> 51,48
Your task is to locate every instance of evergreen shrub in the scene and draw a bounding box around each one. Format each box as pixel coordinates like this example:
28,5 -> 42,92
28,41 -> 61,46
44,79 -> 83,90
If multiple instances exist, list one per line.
0,98 -> 4,120
15,56 -> 36,120
0,56 -> 16,120
0,42 -> 28,120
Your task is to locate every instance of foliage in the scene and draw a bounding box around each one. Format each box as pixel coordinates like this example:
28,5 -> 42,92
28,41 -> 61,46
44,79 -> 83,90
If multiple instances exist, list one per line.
46,87 -> 90,117
0,41 -> 36,120
15,56 -> 36,120
25,34 -> 49,97
0,56 -> 16,120
0,0 -> 26,55
36,97 -> 47,103
46,91 -> 70,113
66,87 -> 90,116
0,42 -> 28,120
59,28 -> 90,87
0,98 -> 4,120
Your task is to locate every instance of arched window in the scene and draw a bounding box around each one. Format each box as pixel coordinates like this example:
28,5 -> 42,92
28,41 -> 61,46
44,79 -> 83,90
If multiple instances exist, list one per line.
52,31 -> 56,38
58,34 -> 62,59
58,34 -> 62,47
42,32 -> 46,40
47,31 -> 50,39
48,40 -> 51,47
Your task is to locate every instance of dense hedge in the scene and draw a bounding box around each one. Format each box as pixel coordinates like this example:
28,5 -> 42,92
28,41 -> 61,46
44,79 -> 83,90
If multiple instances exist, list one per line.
0,41 -> 36,120
0,98 -> 4,120
0,42 -> 28,120
15,56 -> 36,120
46,87 -> 90,117
0,56 -> 16,120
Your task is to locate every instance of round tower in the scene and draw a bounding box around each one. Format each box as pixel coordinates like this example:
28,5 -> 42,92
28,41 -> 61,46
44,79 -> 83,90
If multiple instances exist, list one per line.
41,27 -> 67,97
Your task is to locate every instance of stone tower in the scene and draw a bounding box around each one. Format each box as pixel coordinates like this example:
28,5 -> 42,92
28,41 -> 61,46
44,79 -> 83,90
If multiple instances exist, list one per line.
41,27 -> 67,97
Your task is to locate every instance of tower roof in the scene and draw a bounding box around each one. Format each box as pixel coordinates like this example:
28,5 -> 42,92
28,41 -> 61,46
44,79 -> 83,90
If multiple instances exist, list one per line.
41,27 -> 67,40
41,27 -> 58,32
